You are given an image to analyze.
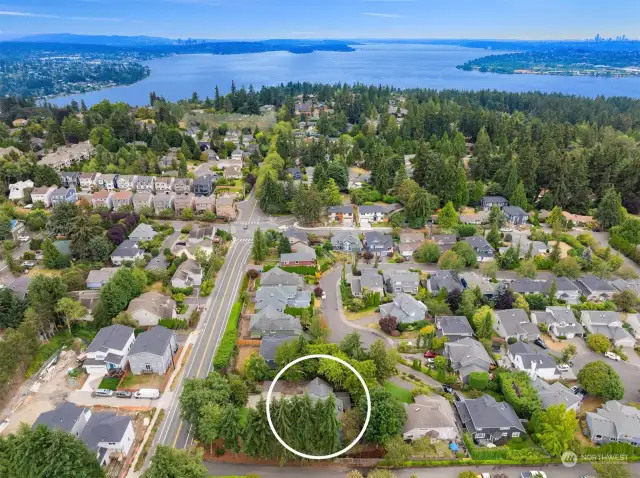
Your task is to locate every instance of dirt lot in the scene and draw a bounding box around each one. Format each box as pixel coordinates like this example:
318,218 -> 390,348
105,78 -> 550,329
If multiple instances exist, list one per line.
236,346 -> 260,373
238,315 -> 251,339
542,334 -> 569,353
547,240 -> 572,259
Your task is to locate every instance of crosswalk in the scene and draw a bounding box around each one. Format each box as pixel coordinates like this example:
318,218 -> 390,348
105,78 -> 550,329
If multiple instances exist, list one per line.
235,238 -> 254,244
236,220 -> 265,225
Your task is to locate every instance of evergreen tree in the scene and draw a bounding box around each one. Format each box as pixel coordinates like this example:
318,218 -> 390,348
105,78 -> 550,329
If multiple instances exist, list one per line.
510,181 -> 528,209
252,228 -> 267,263
470,127 -> 491,181
471,180 -> 485,205
504,157 -> 519,199
278,236 -> 292,254
322,178 -> 342,206
486,223 -> 501,249
454,167 -> 469,208
242,397 -> 275,459
436,201 -> 459,229
596,187 -> 625,230
477,311 -> 494,339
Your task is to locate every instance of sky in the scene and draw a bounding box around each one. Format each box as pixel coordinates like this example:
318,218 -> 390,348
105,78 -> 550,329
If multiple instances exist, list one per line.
0,0 -> 639,40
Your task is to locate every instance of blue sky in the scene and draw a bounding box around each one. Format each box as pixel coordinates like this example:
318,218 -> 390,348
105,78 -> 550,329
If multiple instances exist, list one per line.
0,0 -> 639,40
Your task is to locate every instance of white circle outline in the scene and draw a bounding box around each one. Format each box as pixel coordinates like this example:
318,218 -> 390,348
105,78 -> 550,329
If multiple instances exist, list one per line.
265,353 -> 371,460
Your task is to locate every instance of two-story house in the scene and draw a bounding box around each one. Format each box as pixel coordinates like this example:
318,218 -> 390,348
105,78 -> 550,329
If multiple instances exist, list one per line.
59,171 -> 80,188
327,205 -> 355,226
444,337 -> 493,383
50,187 -> 78,205
464,236 -> 495,262
111,240 -> 144,265
193,174 -> 216,196
135,176 -> 155,192
224,165 -> 242,179
430,234 -> 457,252
128,326 -> 178,375
249,306 -> 302,339
112,190 -> 133,210
358,205 -> 388,225
173,178 -> 192,194
383,270 -> 420,295
587,401 -> 640,445
260,267 -> 304,289
171,259 -> 203,288
194,194 -> 215,213
30,186 -> 57,207
231,148 -> 244,162
507,341 -> 559,380
330,231 -> 363,252
380,293 -> 427,324
364,231 -> 394,254
8,180 -> 34,202
398,232 -> 425,259
576,275 -> 617,302
581,310 -> 635,347
154,192 -> 175,214
154,177 -> 174,193
215,195 -> 237,220
351,268 -> 385,298
174,193 -> 195,215
91,189 -> 114,210
502,206 -> 529,225
132,191 -> 154,212
78,172 -> 100,191
454,394 -> 525,444
86,267 -> 119,289
97,173 -> 118,191
531,377 -> 581,412
493,309 -> 539,341
480,196 -> 508,211
83,324 -> 136,374
255,285 -> 312,312
531,306 -> 584,339
116,174 -> 137,190
428,270 -> 464,294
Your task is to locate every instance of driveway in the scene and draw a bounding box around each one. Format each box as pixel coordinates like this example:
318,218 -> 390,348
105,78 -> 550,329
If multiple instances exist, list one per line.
66,390 -> 174,408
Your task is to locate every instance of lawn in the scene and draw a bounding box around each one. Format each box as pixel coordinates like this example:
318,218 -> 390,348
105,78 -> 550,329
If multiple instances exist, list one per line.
120,373 -> 165,390
344,308 -> 378,322
98,377 -> 121,390
384,381 -> 413,404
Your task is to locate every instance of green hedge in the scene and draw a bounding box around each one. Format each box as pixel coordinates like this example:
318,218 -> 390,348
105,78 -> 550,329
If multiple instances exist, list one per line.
170,286 -> 193,295
610,234 -> 638,262
158,318 -> 188,330
212,300 -> 242,370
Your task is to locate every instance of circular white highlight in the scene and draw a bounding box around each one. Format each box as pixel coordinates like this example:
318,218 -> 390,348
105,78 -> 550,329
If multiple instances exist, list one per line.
265,353 -> 371,460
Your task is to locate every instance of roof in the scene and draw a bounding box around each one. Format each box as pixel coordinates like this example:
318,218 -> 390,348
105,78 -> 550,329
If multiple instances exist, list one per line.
364,231 -> 393,247
93,190 -> 112,200
280,250 -> 316,263
482,196 -> 508,203
32,186 -> 54,195
331,231 -> 361,246
464,236 -> 494,253
508,341 -> 557,370
216,195 -> 235,206
546,306 -> 577,325
129,224 -> 157,240
129,326 -> 175,356
437,316 -> 474,336
80,412 -> 132,451
399,232 -> 424,244
86,324 -> 134,353
54,240 -> 72,256
127,291 -> 176,318
51,187 -> 72,197
509,278 -> 548,294
112,190 -> 133,200
33,401 -> 87,433
404,396 -> 456,433
495,309 -> 538,337
577,275 -> 616,293
460,272 -> 496,295
284,229 -> 308,243
359,205 -> 388,214
444,337 -> 493,373
380,293 -> 427,323
587,401 -> 640,440
111,239 -> 141,258
360,268 -> 384,290
327,205 -> 354,214
385,270 -> 420,284
259,336 -> 295,362
554,277 -> 581,292
133,191 -> 153,202
261,267 -> 304,288
454,394 -> 524,433
503,205 -> 528,217
249,306 -> 302,334
431,234 -> 457,245
531,377 -> 581,410
581,310 -> 621,326
86,267 -> 119,284
429,270 -> 463,292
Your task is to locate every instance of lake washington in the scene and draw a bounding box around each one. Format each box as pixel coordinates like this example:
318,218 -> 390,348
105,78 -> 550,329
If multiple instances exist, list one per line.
51,43 -> 640,107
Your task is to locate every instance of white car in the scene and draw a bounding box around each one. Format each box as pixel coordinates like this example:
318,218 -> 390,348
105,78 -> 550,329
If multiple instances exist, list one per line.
500,227 -> 513,233
557,364 -> 570,372
605,351 -> 621,361
18,236 -> 30,242
321,291 -> 327,299
521,472 -> 547,478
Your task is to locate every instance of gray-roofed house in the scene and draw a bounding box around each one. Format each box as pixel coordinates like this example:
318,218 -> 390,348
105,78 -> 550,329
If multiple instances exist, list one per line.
351,268 -> 385,298
127,291 -> 176,327
494,309 -> 539,341
249,306 -> 302,338
460,272 -> 496,297
581,310 -> 635,347
50,187 -> 78,205
576,275 -> 617,301
507,341 -> 559,380
132,191 -> 153,212
97,173 -> 118,191
84,324 -> 135,374
531,377 -> 581,412
403,394 -> 459,442
502,206 -> 529,225
553,277 -> 582,304
111,239 -> 144,266
499,238 -> 548,258
331,231 -> 362,252
154,192 -> 175,214
193,174 -> 216,196
128,223 -> 158,242
444,337 -> 493,383
586,401 -> 640,445
255,286 -> 311,312
398,231 -> 425,258
428,270 -> 464,294
173,178 -> 192,194
380,293 -> 428,324
128,326 -> 178,375
33,401 -> 91,436
86,267 -> 119,289
171,259 -> 202,288
115,174 -> 137,190
304,377 -> 347,413
431,234 -> 457,252
364,231 -> 394,254
454,394 -> 525,444
480,196 -> 508,211
134,176 -> 155,192
260,267 -> 304,289
436,316 -> 474,342
464,236 -> 495,262
68,290 -> 100,321
327,205 -> 355,225
279,249 -> 316,266
358,205 -> 389,224
612,279 -> 640,296
188,224 -> 215,244
383,270 -> 420,295
174,193 -> 195,215
60,171 -> 81,188
284,229 -> 308,246
531,306 -> 584,339
508,278 -> 548,295
260,336 -> 297,368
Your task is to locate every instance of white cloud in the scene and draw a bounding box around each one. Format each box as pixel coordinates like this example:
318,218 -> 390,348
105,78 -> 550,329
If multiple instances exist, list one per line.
0,10 -> 137,22
362,12 -> 403,18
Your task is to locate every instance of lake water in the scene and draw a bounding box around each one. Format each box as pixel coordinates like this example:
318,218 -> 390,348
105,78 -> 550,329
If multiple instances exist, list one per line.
51,43 -> 640,107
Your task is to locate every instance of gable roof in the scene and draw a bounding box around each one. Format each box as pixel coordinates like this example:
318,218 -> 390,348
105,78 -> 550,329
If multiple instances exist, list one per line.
259,336 -> 296,362
32,401 -> 87,433
454,394 -> 524,433
503,205 -> 528,217
129,326 -> 174,356
531,377 -> 581,410
509,278 -> 548,294
127,291 -> 175,319
111,239 -> 141,258
495,309 -> 538,337
508,341 -> 557,370
86,324 -> 134,353
444,337 -> 493,371
577,275 -> 616,293
80,412 -> 131,451
280,250 -> 316,263
404,395 -> 457,433
249,306 -> 302,334
261,267 -> 304,288
437,316 -> 474,336
587,400 -> 640,440
86,267 -> 119,284
129,223 -> 157,239
429,270 -> 463,292
380,293 -> 427,323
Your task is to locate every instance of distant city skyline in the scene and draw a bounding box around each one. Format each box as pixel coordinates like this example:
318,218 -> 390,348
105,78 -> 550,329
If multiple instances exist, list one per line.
0,0 -> 639,40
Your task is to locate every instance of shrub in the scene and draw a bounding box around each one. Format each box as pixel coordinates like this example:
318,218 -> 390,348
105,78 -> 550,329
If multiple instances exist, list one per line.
200,279 -> 213,296
158,318 -> 188,330
586,333 -> 612,353
379,316 -> 398,334
468,371 -> 489,390
212,300 -> 242,370
507,337 -> 517,344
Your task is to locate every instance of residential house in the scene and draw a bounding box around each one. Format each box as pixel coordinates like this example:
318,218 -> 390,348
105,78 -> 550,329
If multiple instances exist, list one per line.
8,180 -> 34,202
9,219 -> 25,240
498,238 -> 548,258
97,174 -> 118,191
132,191 -> 154,212
249,306 -> 302,339
283,229 -> 308,247
231,148 -> 244,161
60,172 -> 80,188
129,223 -> 157,242
194,194 -> 215,213
7,276 -> 31,300
128,326 -> 178,375
260,337 -> 296,368
383,270 -> 420,295
68,290 -> 101,322
86,267 -> 119,289
507,342 -> 559,380
460,272 -> 496,298
460,210 -> 489,225
480,196 -> 508,211
531,377 -> 581,412
403,394 -> 459,442
154,192 -> 175,214
188,224 -> 215,244
327,205 -> 355,225
358,205 -> 388,224
173,178 -> 192,194
552,277 -> 582,304
444,337 -> 493,383
115,175 -> 137,190
83,324 -> 135,374
154,177 -> 174,192
508,278 -> 548,295
112,190 -> 133,210
428,270 -> 464,294
626,314 -> 640,340
502,206 -> 529,225
110,239 -> 144,266
576,275 -> 617,301
215,195 -> 237,220
563,211 -> 594,227
380,293 -> 428,323
279,249 -> 316,267
431,234 -> 457,252
464,236 -> 495,262
193,174 -> 216,196
581,310 -> 635,347
612,279 -> 640,296
454,394 -> 525,443
260,267 -> 304,289
39,142 -> 94,171
33,402 -> 134,467
171,259 -> 202,288
494,309 -> 539,341
30,186 -> 56,207
134,176 -> 155,192
127,291 -> 176,327
91,189 -> 114,210
436,316 -> 474,342
242,134 -> 253,145
223,165 -> 242,179
255,286 -> 311,312
158,154 -> 176,170
174,193 -> 195,215
330,231 -> 362,252
398,232 -> 425,259
364,231 -> 394,254
531,306 -> 584,339
286,167 -> 303,180
50,187 -> 78,205
351,268 -> 385,298
586,401 -> 640,445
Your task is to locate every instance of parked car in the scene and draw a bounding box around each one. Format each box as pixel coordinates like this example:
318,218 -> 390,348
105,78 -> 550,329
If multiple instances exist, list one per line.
521,472 -> 547,478
134,388 -> 161,399
500,227 -> 513,233
425,358 -> 435,365
92,389 -> 114,397
18,236 -> 30,242
605,351 -> 621,361
557,364 -> 570,372
442,384 -> 454,394
533,338 -> 548,349
115,390 -> 132,399
321,291 -> 327,299
176,241 -> 186,246
424,351 -> 438,358
21,261 -> 36,268
571,386 -> 587,399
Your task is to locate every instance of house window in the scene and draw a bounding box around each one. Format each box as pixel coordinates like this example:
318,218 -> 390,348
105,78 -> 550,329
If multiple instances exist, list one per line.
475,433 -> 485,439
502,433 -> 508,437
595,435 -> 602,439
512,432 -> 520,438
145,364 -> 152,370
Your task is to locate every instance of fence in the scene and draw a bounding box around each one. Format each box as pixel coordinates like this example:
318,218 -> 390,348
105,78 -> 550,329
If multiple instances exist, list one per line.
237,339 -> 261,346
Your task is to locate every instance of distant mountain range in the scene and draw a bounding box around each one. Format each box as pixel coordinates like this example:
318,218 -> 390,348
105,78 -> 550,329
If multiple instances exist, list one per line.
5,34 -> 179,46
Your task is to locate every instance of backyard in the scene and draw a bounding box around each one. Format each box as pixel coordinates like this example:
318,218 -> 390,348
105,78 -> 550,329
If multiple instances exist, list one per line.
119,373 -> 166,391
384,380 -> 413,404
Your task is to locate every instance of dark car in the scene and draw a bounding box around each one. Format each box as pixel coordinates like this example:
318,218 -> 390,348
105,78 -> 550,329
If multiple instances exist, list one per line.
176,241 -> 186,246
115,390 -> 132,399
533,338 -> 548,349
442,384 -> 454,394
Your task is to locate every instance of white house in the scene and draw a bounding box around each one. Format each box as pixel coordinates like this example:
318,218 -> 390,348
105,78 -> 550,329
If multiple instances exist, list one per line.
8,180 -> 34,201
531,306 -> 585,339
30,186 -> 56,207
581,310 -> 636,347
83,325 -> 135,374
79,172 -> 100,190
170,259 -> 202,288
110,240 -> 144,266
507,342 -> 559,380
